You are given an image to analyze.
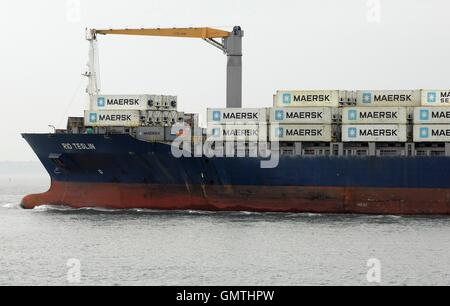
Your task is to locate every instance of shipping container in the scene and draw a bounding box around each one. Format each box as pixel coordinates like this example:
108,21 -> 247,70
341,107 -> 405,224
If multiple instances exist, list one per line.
207,124 -> 268,141
342,107 -> 407,124
270,125 -> 332,142
145,110 -> 163,125
270,107 -> 332,124
148,95 -> 163,108
413,125 -> 450,142
136,127 -> 165,142
162,95 -> 178,109
84,110 -> 140,127
342,125 -> 407,142
90,95 -> 150,111
420,90 -> 450,106
414,107 -> 450,124
355,90 -> 420,107
207,108 -> 267,124
274,90 -> 341,108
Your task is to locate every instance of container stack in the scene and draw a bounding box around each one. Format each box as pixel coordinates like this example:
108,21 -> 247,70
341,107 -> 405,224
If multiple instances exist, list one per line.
413,90 -> 450,142
341,90 -> 416,142
206,108 -> 268,142
269,90 -> 344,142
84,94 -> 183,128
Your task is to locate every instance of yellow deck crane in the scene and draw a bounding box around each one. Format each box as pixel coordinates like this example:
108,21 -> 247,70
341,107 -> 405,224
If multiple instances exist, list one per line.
85,26 -> 244,108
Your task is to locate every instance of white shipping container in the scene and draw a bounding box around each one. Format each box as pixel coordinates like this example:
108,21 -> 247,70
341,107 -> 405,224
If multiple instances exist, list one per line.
413,125 -> 450,142
274,90 -> 341,108
355,90 -> 420,107
207,124 -> 268,141
414,107 -> 450,124
207,108 -> 267,123
270,125 -> 332,142
84,110 -> 140,127
90,95 -> 150,110
342,107 -> 407,124
162,95 -> 178,109
342,125 -> 407,142
270,107 -> 332,124
148,95 -> 163,108
420,90 -> 450,106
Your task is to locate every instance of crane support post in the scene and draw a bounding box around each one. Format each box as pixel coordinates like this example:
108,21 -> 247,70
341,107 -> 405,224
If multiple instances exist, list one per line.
224,26 -> 243,108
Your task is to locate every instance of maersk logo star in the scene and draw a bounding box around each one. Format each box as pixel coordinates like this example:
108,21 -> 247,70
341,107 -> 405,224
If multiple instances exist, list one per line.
212,128 -> 221,137
282,93 -> 292,104
420,127 -> 429,138
97,97 -> 105,107
275,110 -> 284,121
348,127 -> 357,138
420,110 -> 429,121
89,113 -> 97,122
212,111 -> 221,121
362,93 -> 372,104
276,127 -> 284,138
348,110 -> 357,121
427,92 -> 437,103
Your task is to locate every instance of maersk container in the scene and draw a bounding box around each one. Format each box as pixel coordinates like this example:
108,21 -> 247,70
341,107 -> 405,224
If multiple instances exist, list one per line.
355,90 -> 420,107
269,124 -> 332,142
147,95 -> 163,109
162,95 -> 178,109
342,107 -> 407,124
136,127 -> 165,142
207,124 -> 268,141
414,107 -> 450,124
274,90 -> 341,108
207,108 -> 268,124
270,107 -> 332,124
420,90 -> 450,106
84,110 -> 140,127
413,125 -> 450,142
342,125 -> 407,142
90,95 -> 150,111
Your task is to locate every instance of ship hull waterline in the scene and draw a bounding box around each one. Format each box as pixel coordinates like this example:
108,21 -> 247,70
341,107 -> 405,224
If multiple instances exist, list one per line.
21,181 -> 450,215
21,133 -> 450,215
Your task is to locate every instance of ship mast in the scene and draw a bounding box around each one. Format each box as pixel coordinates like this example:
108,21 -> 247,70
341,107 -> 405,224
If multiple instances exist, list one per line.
84,29 -> 101,96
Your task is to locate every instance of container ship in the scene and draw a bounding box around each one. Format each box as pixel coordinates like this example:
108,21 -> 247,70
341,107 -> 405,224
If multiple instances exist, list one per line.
22,26 -> 450,215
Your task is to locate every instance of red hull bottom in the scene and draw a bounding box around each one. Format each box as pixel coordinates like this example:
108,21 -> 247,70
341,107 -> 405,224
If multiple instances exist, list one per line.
21,181 -> 450,215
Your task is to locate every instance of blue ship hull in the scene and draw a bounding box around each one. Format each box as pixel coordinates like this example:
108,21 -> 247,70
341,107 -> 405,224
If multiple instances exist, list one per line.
21,133 -> 450,214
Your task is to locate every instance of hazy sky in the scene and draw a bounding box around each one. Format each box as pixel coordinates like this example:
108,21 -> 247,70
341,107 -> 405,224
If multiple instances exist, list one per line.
1,0 -> 449,161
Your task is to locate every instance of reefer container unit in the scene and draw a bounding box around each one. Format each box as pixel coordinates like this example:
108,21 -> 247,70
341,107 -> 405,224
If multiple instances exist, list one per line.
84,110 -> 140,127
274,90 -> 341,108
162,95 -> 178,109
414,107 -> 450,124
270,107 -> 333,124
270,124 -> 332,142
413,125 -> 450,142
355,90 -> 420,107
90,95 -> 150,111
207,124 -> 268,141
342,107 -> 407,124
421,90 -> 450,106
207,108 -> 268,124
342,124 -> 407,142
147,95 -> 163,108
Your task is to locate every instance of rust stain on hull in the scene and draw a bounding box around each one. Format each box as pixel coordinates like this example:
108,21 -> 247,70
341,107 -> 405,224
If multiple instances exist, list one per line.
21,181 -> 450,215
